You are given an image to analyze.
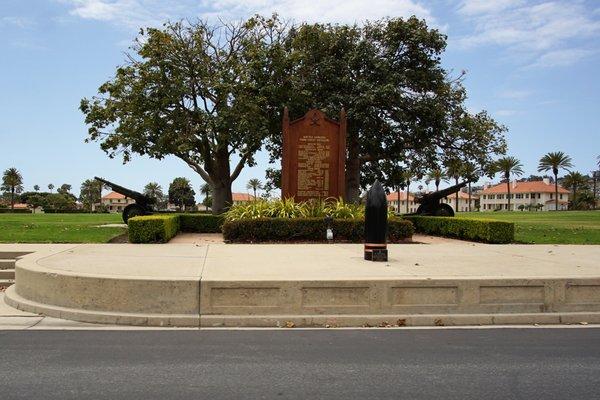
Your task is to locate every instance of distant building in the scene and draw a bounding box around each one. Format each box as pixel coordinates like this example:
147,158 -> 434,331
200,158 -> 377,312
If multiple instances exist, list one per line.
101,191 -> 136,213
441,191 -> 479,212
387,191 -> 417,213
479,178 -> 569,211
232,193 -> 255,205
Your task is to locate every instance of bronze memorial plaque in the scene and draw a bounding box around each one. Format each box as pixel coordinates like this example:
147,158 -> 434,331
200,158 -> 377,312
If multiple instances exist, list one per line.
281,108 -> 346,201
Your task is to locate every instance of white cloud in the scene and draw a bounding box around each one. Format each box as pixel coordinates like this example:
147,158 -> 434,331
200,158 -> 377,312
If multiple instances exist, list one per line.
527,48 -> 596,68
495,109 -> 517,117
60,0 -> 435,28
1,16 -> 35,28
457,0 -> 524,16
455,1 -> 600,68
497,89 -> 531,99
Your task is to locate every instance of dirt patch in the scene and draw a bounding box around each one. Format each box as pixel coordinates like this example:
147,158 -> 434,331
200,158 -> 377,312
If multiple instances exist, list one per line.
107,233 -> 129,243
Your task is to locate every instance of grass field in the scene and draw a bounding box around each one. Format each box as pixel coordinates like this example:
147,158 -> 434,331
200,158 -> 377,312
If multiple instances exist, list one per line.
0,213 -> 126,243
457,211 -> 600,244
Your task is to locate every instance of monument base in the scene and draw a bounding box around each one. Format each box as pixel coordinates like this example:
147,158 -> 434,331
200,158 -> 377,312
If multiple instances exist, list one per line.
364,243 -> 388,261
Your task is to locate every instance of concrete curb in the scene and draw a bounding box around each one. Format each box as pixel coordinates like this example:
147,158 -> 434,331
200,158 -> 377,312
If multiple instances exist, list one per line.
6,243 -> 600,328
4,286 -> 199,327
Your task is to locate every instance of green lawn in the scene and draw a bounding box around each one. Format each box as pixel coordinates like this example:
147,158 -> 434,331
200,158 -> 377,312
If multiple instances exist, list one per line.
456,211 -> 600,244
0,213 -> 126,243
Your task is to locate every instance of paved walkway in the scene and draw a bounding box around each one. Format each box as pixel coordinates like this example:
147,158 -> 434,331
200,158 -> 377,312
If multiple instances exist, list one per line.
3,242 -> 600,327
6,241 -> 596,280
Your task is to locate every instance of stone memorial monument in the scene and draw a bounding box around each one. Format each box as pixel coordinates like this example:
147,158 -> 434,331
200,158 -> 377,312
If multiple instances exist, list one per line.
281,108 -> 346,201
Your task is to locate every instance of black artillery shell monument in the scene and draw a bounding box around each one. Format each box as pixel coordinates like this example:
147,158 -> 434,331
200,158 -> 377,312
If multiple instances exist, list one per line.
364,180 -> 388,262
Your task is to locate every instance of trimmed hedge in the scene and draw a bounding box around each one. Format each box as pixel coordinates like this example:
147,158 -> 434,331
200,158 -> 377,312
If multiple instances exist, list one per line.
128,214 -> 180,243
0,208 -> 31,213
222,217 -> 413,243
404,216 -> 514,244
179,213 -> 224,233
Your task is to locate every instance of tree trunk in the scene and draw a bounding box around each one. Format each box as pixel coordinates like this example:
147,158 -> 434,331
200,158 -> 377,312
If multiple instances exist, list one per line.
10,188 -> 15,210
554,173 -> 559,211
506,180 -> 511,211
468,182 -> 472,212
455,177 -> 459,212
210,148 -> 233,215
406,182 -> 410,214
345,134 -> 360,203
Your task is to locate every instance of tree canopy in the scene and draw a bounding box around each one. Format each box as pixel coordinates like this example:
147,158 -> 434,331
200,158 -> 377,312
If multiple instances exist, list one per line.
268,17 -> 506,201
81,16 -> 288,213
82,15 -> 506,208
168,177 -> 196,210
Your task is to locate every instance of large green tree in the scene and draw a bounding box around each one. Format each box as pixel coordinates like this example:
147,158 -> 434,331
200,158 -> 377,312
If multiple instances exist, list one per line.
538,151 -> 573,211
1,168 -> 24,210
81,17 -> 288,214
168,177 -> 196,211
79,179 -> 104,211
268,18 -> 506,202
562,171 -> 589,208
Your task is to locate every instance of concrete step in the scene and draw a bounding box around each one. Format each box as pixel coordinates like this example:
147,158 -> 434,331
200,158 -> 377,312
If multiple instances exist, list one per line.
0,259 -> 15,270
0,251 -> 31,260
0,279 -> 15,288
0,269 -> 15,280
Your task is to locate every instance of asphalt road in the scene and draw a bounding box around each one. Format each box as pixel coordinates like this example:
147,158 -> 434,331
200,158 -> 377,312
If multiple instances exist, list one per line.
1,328 -> 600,399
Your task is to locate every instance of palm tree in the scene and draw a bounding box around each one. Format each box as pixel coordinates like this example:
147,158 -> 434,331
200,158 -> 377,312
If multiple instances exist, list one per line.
538,151 -> 573,211
562,171 -> 588,208
47,183 -> 54,193
400,171 -> 412,214
461,163 -> 479,212
445,159 -> 463,213
1,168 -> 24,210
246,178 -> 262,200
426,169 -> 445,192
200,183 -> 212,205
143,182 -> 164,204
33,185 -> 40,192
494,156 -> 524,211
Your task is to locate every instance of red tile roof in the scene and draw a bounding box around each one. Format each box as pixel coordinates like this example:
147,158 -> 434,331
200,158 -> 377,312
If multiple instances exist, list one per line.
102,191 -> 127,200
386,192 -> 415,201
446,191 -> 479,200
481,181 -> 569,194
232,193 -> 255,201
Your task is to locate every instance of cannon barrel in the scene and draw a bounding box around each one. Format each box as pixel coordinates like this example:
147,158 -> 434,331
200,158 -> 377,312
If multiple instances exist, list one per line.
94,177 -> 153,205
416,180 -> 470,204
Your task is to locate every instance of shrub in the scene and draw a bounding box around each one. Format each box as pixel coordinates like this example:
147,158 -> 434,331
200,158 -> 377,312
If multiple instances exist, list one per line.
404,216 -> 514,244
128,214 -> 179,243
222,217 -> 413,243
179,213 -> 224,233
0,208 -> 31,213
224,198 -> 368,221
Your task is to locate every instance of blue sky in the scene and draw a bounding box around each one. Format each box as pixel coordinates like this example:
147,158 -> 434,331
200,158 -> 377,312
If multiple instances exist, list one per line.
1,0 -> 599,199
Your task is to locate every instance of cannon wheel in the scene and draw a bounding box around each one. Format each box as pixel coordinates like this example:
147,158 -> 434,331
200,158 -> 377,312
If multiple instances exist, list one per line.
122,204 -> 147,223
433,203 -> 455,217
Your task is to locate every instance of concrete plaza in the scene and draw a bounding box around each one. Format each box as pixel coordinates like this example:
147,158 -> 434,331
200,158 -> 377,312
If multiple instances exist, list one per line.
2,240 -> 600,327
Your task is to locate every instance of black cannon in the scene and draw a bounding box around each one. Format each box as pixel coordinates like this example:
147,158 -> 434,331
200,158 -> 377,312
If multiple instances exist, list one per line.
95,177 -> 154,223
412,180 -> 471,217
